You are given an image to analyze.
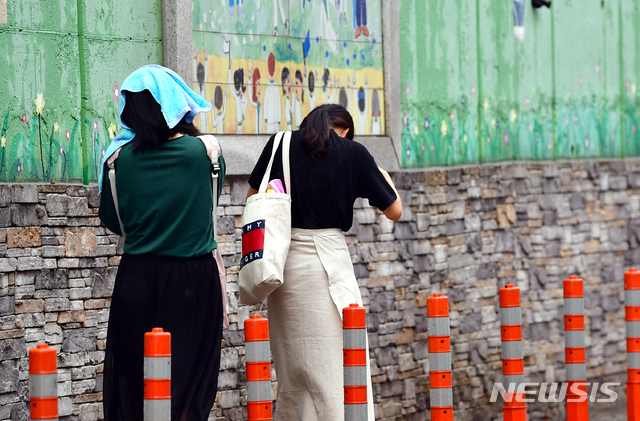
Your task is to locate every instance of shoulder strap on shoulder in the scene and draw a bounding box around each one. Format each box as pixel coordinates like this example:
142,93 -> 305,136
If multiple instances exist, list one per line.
108,162 -> 126,241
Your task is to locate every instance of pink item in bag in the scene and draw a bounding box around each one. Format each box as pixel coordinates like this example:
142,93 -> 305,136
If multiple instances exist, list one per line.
266,179 -> 285,194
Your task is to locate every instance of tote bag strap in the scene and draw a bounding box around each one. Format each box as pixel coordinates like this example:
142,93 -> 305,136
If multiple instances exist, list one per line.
281,131 -> 292,195
258,131 -> 291,193
108,162 -> 126,241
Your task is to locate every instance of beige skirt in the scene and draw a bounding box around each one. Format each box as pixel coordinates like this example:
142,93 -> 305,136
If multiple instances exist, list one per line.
267,228 -> 374,421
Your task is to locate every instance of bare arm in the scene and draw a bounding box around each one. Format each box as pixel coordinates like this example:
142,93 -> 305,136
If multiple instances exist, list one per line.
379,167 -> 402,221
246,186 -> 258,199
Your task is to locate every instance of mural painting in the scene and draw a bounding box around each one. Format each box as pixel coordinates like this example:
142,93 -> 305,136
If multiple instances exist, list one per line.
192,0 -> 385,136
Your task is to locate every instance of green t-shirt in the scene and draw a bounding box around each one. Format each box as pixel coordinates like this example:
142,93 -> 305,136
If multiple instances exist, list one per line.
99,135 -> 226,257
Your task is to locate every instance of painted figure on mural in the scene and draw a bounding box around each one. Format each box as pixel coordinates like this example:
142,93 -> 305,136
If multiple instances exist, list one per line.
305,69 -> 318,111
282,67 -> 293,131
210,85 -> 227,134
323,68 -> 337,104
264,53 -> 282,132
248,68 -> 263,134
273,0 -> 288,39
352,73 -> 368,135
193,48 -> 209,133
228,0 -> 246,19
370,89 -> 381,135
320,0 -> 339,52
354,0 -> 369,39
228,57 -> 248,134
336,0 -> 348,25
293,70 -> 304,129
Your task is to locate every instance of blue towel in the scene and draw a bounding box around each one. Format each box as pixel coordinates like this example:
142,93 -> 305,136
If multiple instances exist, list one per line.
98,64 -> 212,192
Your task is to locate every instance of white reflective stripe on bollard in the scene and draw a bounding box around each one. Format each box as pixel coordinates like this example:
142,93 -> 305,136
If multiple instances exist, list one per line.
345,404 -> 368,421
501,341 -> 523,360
430,387 -> 453,407
626,290 -> 640,306
247,380 -> 272,402
344,366 -> 367,386
29,374 -> 57,398
564,297 -> 584,315
427,317 -> 451,336
245,341 -> 271,363
143,357 -> 171,380
565,331 -> 586,348
343,329 -> 367,349
629,352 -> 640,369
628,321 -> 640,337
566,363 -> 587,381
503,374 -> 525,389
500,307 -> 522,326
143,399 -> 171,421
429,352 -> 451,372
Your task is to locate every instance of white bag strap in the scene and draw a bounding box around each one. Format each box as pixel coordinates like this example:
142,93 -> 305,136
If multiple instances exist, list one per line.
108,162 -> 126,241
210,140 -> 221,240
258,131 -> 292,194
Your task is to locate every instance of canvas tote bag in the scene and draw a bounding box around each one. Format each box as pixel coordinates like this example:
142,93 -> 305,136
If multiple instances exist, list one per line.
239,131 -> 292,305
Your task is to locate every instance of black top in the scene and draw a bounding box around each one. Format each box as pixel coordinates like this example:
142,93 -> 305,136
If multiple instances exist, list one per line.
248,130 -> 397,231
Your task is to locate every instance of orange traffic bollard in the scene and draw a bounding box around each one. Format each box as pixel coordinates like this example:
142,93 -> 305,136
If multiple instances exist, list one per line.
626,268 -> 640,421
427,293 -> 453,421
343,304 -> 368,421
564,276 -> 589,421
499,284 -> 527,421
144,328 -> 171,421
29,343 -> 58,420
244,315 -> 273,421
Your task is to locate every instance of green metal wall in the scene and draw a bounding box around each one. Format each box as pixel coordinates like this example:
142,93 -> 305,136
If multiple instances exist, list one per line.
0,0 -> 162,183
400,0 -> 640,168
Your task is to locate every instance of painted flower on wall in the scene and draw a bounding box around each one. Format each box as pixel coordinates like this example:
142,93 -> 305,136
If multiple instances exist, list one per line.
487,136 -> 491,145
430,144 -> 435,153
1,136 -> 5,148
449,111 -> 455,123
112,81 -> 120,105
21,114 -> 27,125
503,131 -> 509,148
405,83 -> 411,97
490,119 -> 496,129
547,141 -> 552,152
525,96 -> 530,108
424,117 -> 430,132
471,84 -> 476,97
35,94 -> 45,115
92,119 -> 100,135
421,142 -> 425,153
463,134 -> 467,144
59,146 -> 64,155
595,61 -> 600,76
108,123 -> 117,140
441,120 -> 448,137
483,98 -> 490,113
509,109 -> 517,124
66,130 -> 70,141
585,135 -> 590,150
405,146 -> 410,160
529,123 -> 534,133
461,95 -> 467,108
54,122 -> 59,133
17,161 -> 22,174
632,84 -> 637,96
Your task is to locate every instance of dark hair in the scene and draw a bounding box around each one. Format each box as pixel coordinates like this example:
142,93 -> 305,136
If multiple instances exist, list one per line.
358,87 -> 365,112
323,68 -> 330,91
281,67 -> 290,95
299,104 -> 354,159
339,87 -> 349,109
197,62 -> 205,91
308,71 -> 315,94
121,89 -> 201,153
214,85 -> 223,110
295,70 -> 304,103
234,68 -> 246,93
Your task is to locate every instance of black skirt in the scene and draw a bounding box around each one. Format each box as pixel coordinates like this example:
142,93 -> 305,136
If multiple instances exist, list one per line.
103,253 -> 223,421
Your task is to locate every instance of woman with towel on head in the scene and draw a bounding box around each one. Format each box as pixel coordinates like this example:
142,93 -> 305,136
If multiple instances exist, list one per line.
98,65 -> 226,421
246,104 -> 402,420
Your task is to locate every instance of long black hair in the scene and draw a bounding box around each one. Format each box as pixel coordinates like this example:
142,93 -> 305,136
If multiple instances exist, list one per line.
299,104 -> 354,159
121,89 -> 202,153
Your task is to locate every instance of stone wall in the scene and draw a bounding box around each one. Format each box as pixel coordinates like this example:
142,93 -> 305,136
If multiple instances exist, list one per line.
0,159 -> 638,420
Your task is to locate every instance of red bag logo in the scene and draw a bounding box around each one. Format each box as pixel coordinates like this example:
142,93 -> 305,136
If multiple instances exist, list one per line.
241,220 -> 265,269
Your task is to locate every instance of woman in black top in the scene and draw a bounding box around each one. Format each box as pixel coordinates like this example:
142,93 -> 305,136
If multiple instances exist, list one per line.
247,104 -> 401,420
